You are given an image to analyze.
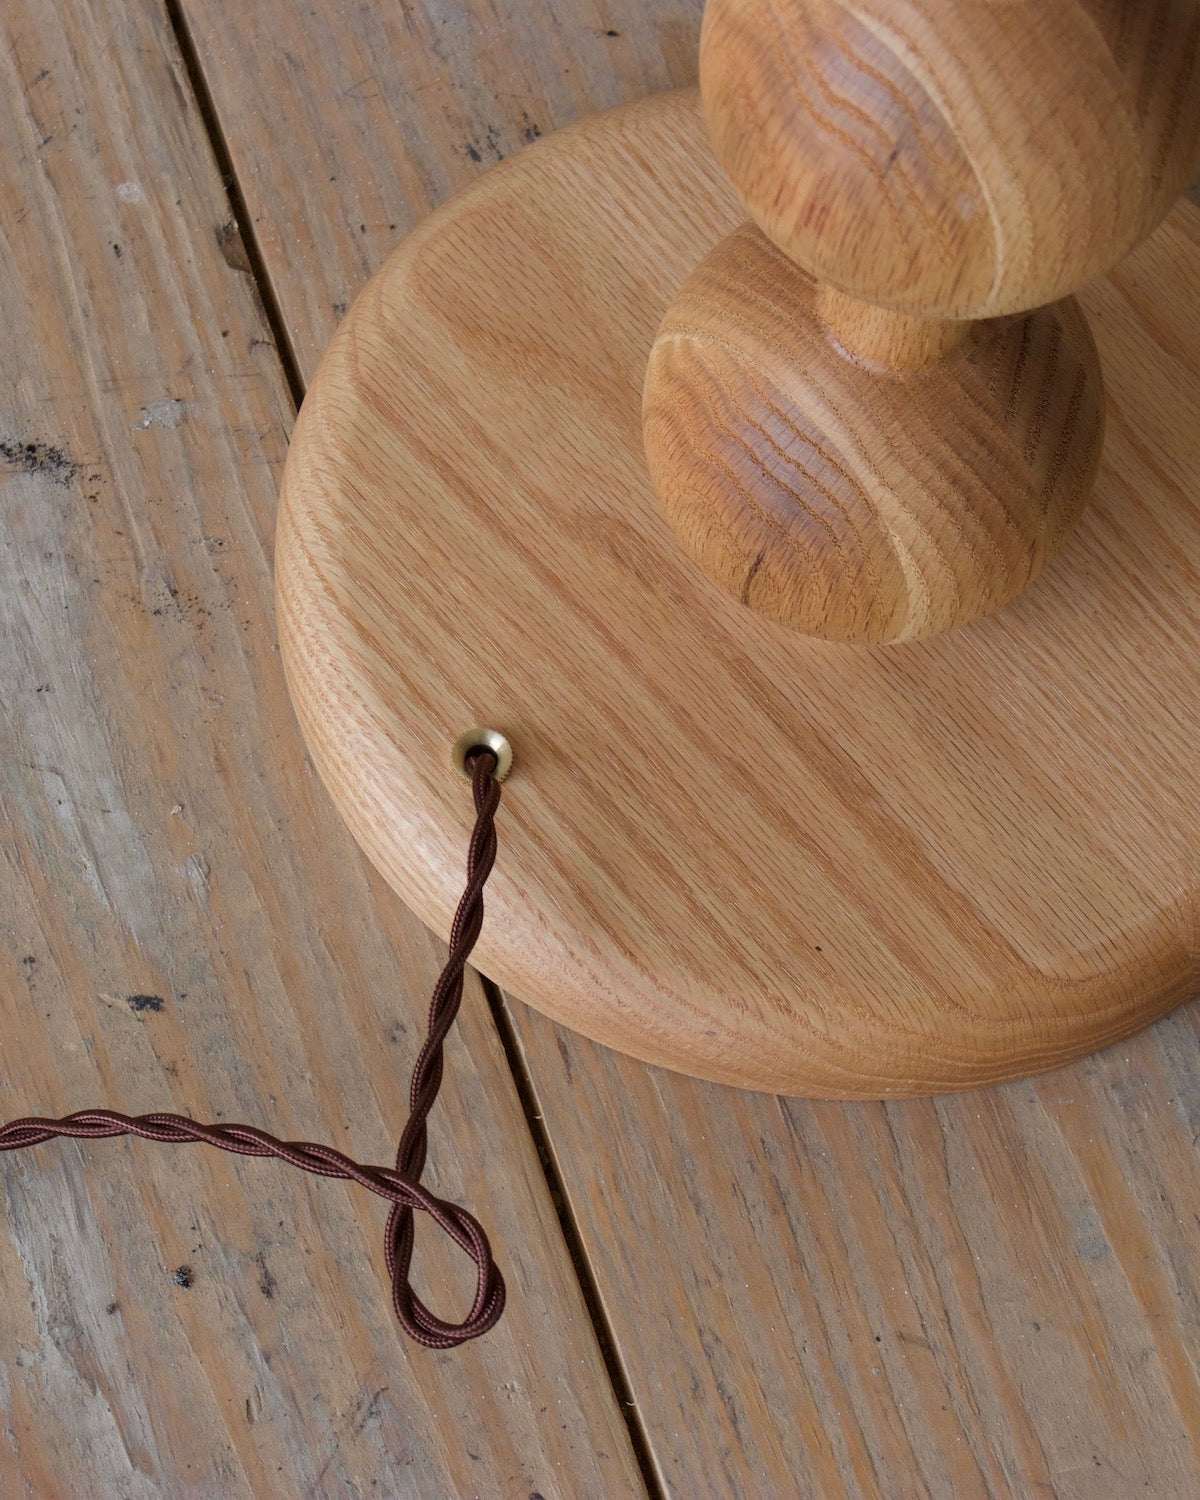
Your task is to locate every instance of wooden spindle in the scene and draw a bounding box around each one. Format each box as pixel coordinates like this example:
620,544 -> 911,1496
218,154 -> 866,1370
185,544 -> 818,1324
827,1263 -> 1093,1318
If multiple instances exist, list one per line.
643,0 -> 1200,643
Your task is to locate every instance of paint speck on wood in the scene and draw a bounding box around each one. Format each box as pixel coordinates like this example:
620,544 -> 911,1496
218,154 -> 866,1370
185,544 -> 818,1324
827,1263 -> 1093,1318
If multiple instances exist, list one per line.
0,437 -> 79,485
126,993 -> 164,1013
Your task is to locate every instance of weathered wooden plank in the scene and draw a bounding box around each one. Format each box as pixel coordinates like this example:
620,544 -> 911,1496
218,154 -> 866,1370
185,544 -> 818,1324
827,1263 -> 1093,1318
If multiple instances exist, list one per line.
176,0 -> 704,381
506,1010 -> 1200,1495
0,1 -> 646,1494
177,0 -> 1200,1494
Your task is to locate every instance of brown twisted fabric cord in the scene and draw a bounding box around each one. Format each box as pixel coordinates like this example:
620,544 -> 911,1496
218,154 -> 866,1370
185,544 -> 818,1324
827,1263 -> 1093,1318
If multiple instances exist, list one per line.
0,747 -> 506,1349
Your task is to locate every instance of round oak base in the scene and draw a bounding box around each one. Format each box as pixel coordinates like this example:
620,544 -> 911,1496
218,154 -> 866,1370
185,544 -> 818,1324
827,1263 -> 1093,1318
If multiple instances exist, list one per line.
277,90 -> 1200,1098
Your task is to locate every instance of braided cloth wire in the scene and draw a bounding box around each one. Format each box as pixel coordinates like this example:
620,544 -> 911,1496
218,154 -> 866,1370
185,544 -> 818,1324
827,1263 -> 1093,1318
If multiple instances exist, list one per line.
0,748 -> 506,1349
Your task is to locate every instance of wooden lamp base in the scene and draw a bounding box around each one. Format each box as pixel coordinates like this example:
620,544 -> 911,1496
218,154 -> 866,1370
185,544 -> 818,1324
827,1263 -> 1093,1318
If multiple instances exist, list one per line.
277,90 -> 1200,1098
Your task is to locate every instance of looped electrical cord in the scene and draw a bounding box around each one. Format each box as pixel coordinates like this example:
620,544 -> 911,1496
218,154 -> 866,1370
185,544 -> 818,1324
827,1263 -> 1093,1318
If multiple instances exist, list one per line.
0,746 -> 507,1349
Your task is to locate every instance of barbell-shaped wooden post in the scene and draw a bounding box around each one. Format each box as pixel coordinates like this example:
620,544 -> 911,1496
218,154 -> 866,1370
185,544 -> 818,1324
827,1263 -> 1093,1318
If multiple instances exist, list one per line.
643,0 -> 1200,642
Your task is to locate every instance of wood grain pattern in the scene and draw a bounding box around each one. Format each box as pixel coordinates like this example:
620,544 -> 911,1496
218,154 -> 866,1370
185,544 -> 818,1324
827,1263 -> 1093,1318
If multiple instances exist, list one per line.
0,1 -> 646,1493
175,0 -> 705,384
700,0 -> 1200,318
510,995 -> 1200,1496
162,1 -> 1200,1492
645,0 -> 1200,641
278,88 -> 1200,1097
643,224 -> 1104,641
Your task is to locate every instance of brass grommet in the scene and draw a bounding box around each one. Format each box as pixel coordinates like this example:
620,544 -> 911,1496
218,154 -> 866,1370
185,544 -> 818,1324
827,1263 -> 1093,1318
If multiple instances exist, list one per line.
451,727 -> 514,782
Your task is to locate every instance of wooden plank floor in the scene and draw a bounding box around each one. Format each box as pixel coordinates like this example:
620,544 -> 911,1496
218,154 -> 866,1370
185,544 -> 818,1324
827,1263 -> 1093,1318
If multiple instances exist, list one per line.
4,1 -> 1200,1495
0,2 -> 644,1495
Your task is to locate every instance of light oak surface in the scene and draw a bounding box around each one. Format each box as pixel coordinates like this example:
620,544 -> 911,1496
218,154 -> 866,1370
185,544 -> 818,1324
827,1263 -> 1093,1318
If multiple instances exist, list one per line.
646,0 -> 1200,642
279,89 -> 1200,1097
700,0 -> 1200,318
643,224 -> 1105,640
7,0 -> 1200,1494
0,1 -> 644,1495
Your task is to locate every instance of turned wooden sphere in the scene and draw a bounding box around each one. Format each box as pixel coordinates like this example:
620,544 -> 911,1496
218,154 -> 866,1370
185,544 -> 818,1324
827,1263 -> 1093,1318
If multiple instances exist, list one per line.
643,0 -> 1200,643
700,0 -> 1200,318
643,225 -> 1104,642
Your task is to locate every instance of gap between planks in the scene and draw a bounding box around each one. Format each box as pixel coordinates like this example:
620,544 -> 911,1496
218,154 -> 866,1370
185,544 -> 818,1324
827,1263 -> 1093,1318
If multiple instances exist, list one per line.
161,1 -> 666,1492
